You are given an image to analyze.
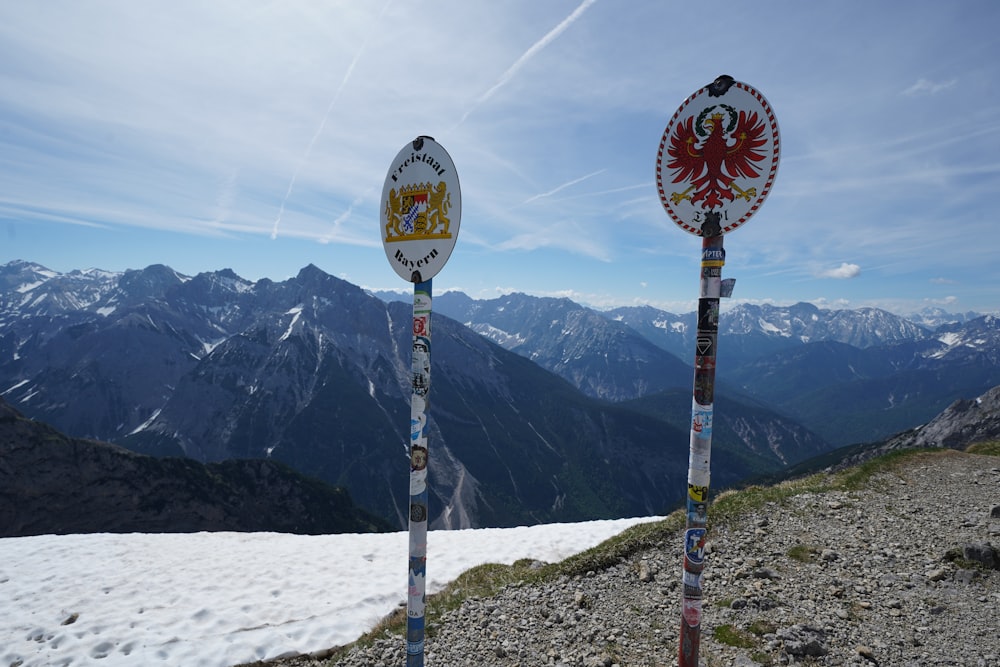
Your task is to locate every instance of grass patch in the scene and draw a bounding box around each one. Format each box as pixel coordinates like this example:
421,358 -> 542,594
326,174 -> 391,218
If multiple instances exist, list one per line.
710,448 -> 957,530
326,510 -> 688,659
748,619 -> 777,636
548,510 -> 686,577
836,448 -> 943,490
787,544 -> 819,563
712,623 -> 757,649
943,547 -> 994,572
967,440 -> 1000,456
709,474 -> 828,528
751,651 -> 776,665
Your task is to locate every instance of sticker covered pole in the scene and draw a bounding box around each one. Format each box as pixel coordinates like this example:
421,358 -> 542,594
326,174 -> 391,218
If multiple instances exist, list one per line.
379,135 -> 461,667
653,75 -> 780,667
406,279 -> 432,666
679,227 -> 723,667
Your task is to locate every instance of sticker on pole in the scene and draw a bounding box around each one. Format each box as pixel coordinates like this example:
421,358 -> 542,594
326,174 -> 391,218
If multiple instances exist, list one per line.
381,136 -> 461,282
656,75 -> 780,237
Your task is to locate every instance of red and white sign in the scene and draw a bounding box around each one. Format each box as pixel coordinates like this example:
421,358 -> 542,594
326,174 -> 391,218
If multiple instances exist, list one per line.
656,76 -> 780,236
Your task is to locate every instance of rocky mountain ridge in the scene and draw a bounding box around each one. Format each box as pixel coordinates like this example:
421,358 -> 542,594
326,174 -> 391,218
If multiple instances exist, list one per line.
901,384 -> 1000,449
821,384 -> 1000,473
2,261 -> 830,530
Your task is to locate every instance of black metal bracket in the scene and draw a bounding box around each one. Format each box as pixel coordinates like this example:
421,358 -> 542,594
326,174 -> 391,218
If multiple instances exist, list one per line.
707,75 -> 735,98
412,136 -> 434,151
701,211 -> 723,237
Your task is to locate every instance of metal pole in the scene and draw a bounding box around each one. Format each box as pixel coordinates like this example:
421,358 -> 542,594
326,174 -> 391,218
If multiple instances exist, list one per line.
678,228 -> 723,667
406,279 -> 432,667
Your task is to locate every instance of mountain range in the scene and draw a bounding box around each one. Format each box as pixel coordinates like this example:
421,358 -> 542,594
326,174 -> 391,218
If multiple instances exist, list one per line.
2,260 -> 998,530
421,292 -> 1000,446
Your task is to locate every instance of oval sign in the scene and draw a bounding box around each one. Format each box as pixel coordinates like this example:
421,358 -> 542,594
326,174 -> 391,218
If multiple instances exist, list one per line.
380,136 -> 461,282
656,76 -> 780,237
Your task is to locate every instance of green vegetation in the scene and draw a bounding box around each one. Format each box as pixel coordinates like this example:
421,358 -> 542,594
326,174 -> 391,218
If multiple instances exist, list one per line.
748,619 -> 777,636
709,475 -> 827,528
712,624 -> 757,648
943,545 -> 999,572
967,440 -> 1000,456
786,543 -> 819,563
710,447 -> 962,529
326,510 -> 687,658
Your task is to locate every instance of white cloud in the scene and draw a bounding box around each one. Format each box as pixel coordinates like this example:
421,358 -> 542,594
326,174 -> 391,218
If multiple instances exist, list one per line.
902,78 -> 957,96
818,263 -> 861,280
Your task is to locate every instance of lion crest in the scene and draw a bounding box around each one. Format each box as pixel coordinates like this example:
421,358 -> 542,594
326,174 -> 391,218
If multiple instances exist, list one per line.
384,181 -> 452,242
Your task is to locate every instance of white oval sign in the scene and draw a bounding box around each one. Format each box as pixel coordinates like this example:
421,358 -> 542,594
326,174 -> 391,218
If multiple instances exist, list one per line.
380,136 -> 461,282
656,76 -> 780,236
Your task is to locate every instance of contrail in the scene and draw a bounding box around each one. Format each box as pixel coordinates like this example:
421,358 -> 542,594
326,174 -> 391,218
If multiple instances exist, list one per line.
520,168 -> 606,206
320,187 -> 374,245
272,0 -> 393,240
454,0 -> 598,129
211,168 -> 239,227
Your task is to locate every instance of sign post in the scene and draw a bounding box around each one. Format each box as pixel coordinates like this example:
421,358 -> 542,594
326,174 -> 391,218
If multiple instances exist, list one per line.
655,75 -> 779,667
380,135 -> 461,667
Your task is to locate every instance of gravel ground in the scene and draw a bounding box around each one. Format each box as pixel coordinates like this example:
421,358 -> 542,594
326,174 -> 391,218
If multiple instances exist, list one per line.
240,451 -> 1000,667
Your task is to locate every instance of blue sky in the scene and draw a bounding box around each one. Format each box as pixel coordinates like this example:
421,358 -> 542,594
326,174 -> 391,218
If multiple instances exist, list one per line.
1,1 -> 999,315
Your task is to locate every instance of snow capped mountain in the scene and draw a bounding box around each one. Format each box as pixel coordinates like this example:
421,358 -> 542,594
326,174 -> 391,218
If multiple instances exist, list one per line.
608,301 -> 934,362
0,261 -> 117,323
906,306 -> 984,329
728,302 -> 931,348
930,314 -> 1000,363
0,259 -> 57,287
4,260 -> 997,530
434,292 -> 692,401
5,261 -> 820,530
426,291 -> 1000,447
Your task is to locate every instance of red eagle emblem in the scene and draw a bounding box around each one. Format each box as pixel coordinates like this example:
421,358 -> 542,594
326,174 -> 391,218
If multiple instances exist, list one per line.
666,105 -> 768,210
